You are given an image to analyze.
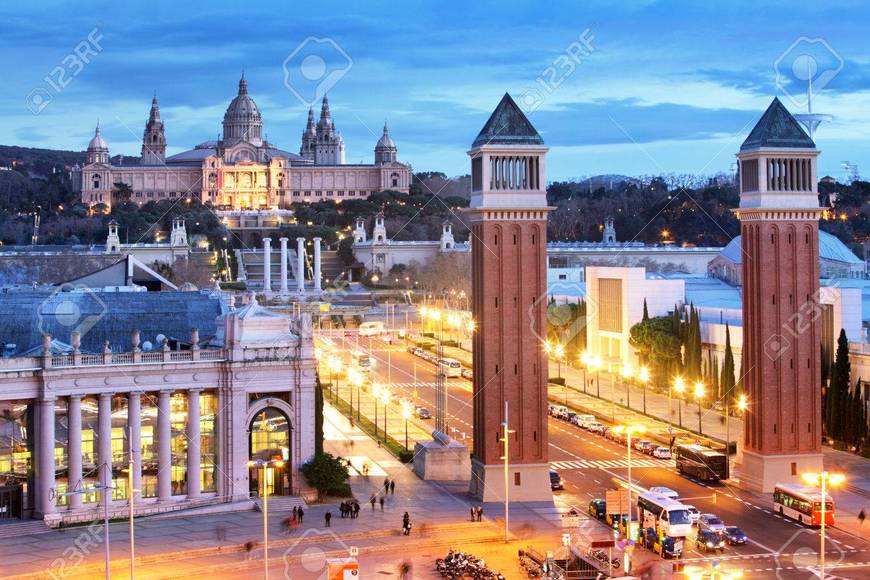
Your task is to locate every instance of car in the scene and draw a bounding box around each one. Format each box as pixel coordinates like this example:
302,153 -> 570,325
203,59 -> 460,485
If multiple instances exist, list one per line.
698,513 -> 727,534
588,423 -> 607,435
649,486 -> 679,500
696,529 -> 726,553
549,404 -> 567,417
574,414 -> 596,428
683,504 -> 701,524
641,441 -> 659,455
642,528 -> 683,559
414,406 -> 431,420
652,446 -> 672,460
633,439 -> 652,452
407,345 -> 419,354
724,526 -> 748,545
461,368 -> 473,380
549,470 -> 563,490
563,412 -> 577,424
588,498 -> 606,520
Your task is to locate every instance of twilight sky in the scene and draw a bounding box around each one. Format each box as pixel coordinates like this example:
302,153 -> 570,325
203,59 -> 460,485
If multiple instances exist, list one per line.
4,0 -> 869,181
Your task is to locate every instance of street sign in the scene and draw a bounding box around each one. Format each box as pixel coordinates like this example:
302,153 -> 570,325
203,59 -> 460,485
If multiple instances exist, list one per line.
606,489 -> 631,515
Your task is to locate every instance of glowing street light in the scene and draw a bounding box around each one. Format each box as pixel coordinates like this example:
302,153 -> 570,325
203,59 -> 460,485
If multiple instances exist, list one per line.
401,399 -> 413,449
621,363 -> 634,411
381,387 -> 391,442
248,458 -> 285,580
693,382 -> 705,434
638,366 -> 650,415
725,394 -> 748,476
612,424 -> 645,543
801,471 -> 846,579
672,376 -> 685,428
372,382 -> 382,439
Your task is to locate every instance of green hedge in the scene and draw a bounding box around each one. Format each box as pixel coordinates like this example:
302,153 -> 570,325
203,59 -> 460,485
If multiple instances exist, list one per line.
549,377 -> 566,386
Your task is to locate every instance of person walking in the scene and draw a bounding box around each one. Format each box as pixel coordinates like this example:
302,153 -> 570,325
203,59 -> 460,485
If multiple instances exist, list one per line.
297,507 -> 304,524
370,494 -> 377,510
325,511 -> 332,528
390,479 -> 395,495
379,495 -> 385,511
353,501 -> 360,518
859,508 -> 866,527
402,512 -> 412,535
244,541 -> 255,561
292,506 -> 298,521
470,506 -> 476,521
476,505 -> 483,522
384,478 -> 390,494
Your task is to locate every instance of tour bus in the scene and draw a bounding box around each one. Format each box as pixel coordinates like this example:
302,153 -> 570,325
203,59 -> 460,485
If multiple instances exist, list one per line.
773,483 -> 835,527
674,444 -> 729,482
350,350 -> 371,372
637,492 -> 694,538
358,321 -> 385,337
438,358 -> 462,377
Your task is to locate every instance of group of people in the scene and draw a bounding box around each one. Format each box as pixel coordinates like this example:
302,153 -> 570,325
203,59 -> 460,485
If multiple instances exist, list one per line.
470,505 -> 484,522
280,506 -> 305,534
340,499 -> 361,518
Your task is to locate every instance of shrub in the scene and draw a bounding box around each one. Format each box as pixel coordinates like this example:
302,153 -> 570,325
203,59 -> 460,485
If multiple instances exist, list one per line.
301,452 -> 350,499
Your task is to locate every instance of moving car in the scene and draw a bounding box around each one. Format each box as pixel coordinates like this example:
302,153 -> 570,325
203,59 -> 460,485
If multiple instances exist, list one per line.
696,529 -> 725,553
549,470 -> 564,491
588,498 -> 606,520
698,514 -> 727,534
683,504 -> 701,524
642,528 -> 683,559
407,345 -> 419,354
414,406 -> 431,419
724,526 -> 747,545
649,486 -> 679,500
461,368 -> 473,380
652,446 -> 672,460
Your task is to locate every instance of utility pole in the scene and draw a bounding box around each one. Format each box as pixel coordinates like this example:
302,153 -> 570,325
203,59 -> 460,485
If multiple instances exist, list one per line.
500,400 -> 515,544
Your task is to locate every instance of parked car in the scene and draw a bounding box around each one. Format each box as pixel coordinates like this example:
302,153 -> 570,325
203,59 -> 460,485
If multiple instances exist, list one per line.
652,446 -> 672,460
698,514 -> 727,534
649,486 -> 679,500
414,406 -> 431,420
549,470 -> 564,491
563,412 -> 577,424
574,414 -> 596,428
633,440 -> 652,453
588,498 -> 606,520
461,368 -> 473,380
548,404 -> 567,417
724,526 -> 748,545
588,423 -> 607,435
683,504 -> 701,524
407,345 -> 419,354
696,529 -> 726,553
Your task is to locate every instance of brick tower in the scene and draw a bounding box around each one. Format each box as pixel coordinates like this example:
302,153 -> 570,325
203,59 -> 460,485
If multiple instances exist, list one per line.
736,98 -> 824,492
467,94 -> 552,501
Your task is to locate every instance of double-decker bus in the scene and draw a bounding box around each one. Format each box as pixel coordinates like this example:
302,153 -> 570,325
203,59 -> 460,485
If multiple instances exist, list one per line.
637,492 -> 693,538
674,444 -> 728,481
773,483 -> 834,527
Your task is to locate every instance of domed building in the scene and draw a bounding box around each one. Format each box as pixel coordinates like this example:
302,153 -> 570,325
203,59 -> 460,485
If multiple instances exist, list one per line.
72,74 -> 411,212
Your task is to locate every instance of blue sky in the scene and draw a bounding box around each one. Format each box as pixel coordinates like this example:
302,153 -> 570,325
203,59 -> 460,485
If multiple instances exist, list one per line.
4,0 -> 869,181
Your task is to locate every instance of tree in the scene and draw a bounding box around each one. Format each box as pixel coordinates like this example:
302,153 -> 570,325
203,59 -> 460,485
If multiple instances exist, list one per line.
315,374 -> 324,455
826,329 -> 850,442
301,452 -> 351,499
111,182 -> 133,204
721,323 -> 736,404
642,299 -> 650,322
629,316 -> 682,384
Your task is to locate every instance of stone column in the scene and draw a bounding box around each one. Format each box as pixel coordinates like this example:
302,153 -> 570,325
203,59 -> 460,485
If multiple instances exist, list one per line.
127,392 -> 142,503
313,237 -> 322,292
296,237 -> 306,293
186,389 -> 201,499
157,390 -> 172,501
97,393 -> 113,504
37,397 -> 56,516
279,237 -> 289,293
263,237 -> 272,294
67,395 -> 83,510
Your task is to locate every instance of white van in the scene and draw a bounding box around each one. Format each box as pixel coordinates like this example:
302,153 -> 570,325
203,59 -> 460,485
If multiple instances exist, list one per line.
438,358 -> 462,377
358,321 -> 385,336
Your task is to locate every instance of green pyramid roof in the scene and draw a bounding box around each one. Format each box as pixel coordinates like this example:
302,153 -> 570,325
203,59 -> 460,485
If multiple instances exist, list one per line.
740,97 -> 815,151
472,93 -> 544,148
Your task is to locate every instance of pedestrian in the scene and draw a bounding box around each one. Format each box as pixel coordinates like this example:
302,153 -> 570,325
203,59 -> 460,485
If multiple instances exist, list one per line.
370,494 -> 377,510
244,541 -> 255,561
379,495 -> 385,511
325,511 -> 332,528
340,501 -> 347,518
470,506 -> 476,522
477,506 -> 483,522
354,501 -> 361,518
216,524 -> 227,541
390,479 -> 395,495
402,512 -> 412,535
859,509 -> 866,527
384,478 -> 390,494
292,506 -> 298,521
297,507 -> 304,523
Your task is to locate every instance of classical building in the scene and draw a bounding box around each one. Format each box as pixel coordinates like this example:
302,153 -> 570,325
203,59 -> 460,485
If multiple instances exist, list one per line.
351,213 -> 469,276
736,97 -> 824,491
0,290 -> 315,523
467,94 -> 552,501
71,75 -> 411,210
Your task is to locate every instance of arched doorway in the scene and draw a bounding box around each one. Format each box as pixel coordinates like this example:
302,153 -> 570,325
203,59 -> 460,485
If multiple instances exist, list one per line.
248,407 -> 292,496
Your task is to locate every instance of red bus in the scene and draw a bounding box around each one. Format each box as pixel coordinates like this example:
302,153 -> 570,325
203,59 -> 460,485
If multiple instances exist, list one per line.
773,483 -> 834,526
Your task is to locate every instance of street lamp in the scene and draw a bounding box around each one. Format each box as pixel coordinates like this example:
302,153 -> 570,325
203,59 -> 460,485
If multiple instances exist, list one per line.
592,355 -> 603,398
372,382 -> 382,439
613,424 -> 645,543
694,382 -> 705,434
801,471 -> 846,580
381,387 -> 391,442
579,350 -> 589,394
248,458 -> 285,580
725,394 -> 748,477
621,363 -> 634,411
401,400 -> 413,450
638,366 -> 650,415
57,464 -> 113,580
672,376 -> 685,428
554,343 -> 565,380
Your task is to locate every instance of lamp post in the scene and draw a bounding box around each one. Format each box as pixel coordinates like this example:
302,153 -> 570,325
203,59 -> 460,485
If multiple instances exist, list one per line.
401,400 -> 412,449
592,356 -> 603,398
801,471 -> 846,580
578,351 -> 590,394
381,387 -> 391,442
248,458 -> 285,580
555,343 -> 565,380
58,464 -> 114,580
672,376 -> 685,428
621,363 -> 634,411
613,424 -> 645,543
726,394 -> 748,477
694,382 -> 705,434
638,366 -> 650,416
372,382 -> 382,439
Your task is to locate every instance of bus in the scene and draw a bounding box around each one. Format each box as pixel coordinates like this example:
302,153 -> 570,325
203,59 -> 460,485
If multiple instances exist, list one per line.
358,321 -> 385,336
674,444 -> 728,482
350,350 -> 371,372
438,358 -> 462,377
637,492 -> 693,538
773,483 -> 834,527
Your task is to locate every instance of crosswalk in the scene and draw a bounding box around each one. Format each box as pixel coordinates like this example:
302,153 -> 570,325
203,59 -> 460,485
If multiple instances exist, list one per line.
550,458 -> 673,470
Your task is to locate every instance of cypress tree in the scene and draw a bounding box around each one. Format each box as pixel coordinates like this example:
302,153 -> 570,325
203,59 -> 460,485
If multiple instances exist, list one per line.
314,373 -> 325,455
828,329 -> 851,442
642,298 -> 650,322
721,323 -> 736,403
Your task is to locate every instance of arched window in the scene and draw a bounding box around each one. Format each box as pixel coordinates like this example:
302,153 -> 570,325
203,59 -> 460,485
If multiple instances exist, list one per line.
92,174 -> 101,189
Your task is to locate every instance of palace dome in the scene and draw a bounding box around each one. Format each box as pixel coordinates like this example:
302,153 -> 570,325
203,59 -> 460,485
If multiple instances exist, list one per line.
222,74 -> 263,145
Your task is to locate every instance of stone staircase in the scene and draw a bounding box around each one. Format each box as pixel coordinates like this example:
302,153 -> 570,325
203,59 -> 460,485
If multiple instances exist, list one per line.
0,519 -> 51,539
319,250 -> 347,285
236,248 -> 301,291
253,495 -> 307,513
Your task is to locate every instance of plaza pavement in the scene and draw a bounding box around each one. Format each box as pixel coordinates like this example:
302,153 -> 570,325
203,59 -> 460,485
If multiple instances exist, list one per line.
1,404 -> 563,579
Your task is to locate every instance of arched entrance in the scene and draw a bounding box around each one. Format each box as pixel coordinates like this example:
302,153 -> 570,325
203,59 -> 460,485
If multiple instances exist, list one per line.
248,407 -> 292,496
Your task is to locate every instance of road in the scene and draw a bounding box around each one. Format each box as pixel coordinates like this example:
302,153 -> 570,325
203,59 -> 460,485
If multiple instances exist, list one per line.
318,330 -> 870,578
